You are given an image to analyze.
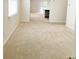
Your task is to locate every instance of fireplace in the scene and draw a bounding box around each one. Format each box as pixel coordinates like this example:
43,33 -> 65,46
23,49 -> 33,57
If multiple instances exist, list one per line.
45,10 -> 50,19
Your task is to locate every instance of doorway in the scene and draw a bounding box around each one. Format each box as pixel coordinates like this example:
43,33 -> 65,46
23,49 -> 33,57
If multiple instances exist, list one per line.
30,0 -> 49,22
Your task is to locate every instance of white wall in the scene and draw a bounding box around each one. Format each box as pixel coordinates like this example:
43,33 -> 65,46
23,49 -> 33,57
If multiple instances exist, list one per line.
49,0 -> 67,23
30,0 -> 40,13
66,0 -> 76,57
3,0 -> 20,45
66,0 -> 76,31
20,0 -> 30,22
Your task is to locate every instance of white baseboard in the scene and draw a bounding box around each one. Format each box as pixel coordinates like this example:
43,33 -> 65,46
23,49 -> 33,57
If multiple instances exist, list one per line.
49,19 -> 66,23
66,24 -> 75,33
20,17 -> 30,22
3,23 -> 19,46
20,20 -> 30,22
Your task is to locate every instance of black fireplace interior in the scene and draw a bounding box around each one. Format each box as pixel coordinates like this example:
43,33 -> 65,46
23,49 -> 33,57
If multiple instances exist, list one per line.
45,10 -> 50,19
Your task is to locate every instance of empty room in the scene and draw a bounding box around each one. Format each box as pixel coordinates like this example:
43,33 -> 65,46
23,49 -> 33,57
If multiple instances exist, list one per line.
3,0 -> 76,59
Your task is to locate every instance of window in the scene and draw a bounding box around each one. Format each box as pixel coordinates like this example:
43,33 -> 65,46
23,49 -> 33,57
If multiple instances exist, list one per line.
40,1 -> 48,13
8,0 -> 17,17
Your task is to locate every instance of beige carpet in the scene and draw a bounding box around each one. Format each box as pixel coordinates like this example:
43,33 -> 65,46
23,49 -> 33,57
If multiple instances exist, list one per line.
30,12 -> 48,22
4,22 -> 75,59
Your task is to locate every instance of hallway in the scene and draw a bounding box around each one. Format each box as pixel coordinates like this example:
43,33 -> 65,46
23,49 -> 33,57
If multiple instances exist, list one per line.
30,12 -> 48,22
4,22 -> 75,59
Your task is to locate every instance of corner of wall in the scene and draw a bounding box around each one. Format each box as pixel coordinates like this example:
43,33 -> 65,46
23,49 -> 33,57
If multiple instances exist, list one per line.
3,22 -> 19,46
3,15 -> 20,46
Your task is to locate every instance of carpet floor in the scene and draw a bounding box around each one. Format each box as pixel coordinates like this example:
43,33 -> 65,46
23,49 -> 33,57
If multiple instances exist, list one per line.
4,21 -> 75,59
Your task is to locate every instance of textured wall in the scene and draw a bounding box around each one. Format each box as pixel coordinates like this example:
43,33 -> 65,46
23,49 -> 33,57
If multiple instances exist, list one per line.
49,0 -> 67,23
30,0 -> 40,13
66,0 -> 76,31
3,0 -> 20,45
